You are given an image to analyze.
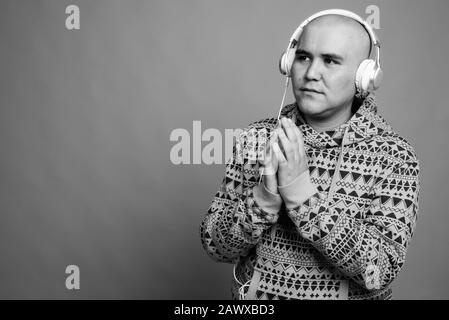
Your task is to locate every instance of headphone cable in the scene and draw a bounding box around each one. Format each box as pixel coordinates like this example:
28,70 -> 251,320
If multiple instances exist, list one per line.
277,76 -> 290,122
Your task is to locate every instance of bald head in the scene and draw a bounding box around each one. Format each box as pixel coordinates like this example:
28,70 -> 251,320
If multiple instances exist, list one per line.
301,14 -> 371,62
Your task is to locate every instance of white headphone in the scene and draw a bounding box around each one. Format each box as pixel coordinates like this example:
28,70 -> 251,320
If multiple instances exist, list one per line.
279,9 -> 383,98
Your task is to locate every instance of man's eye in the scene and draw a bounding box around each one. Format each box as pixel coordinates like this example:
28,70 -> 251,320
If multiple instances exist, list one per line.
296,54 -> 309,62
324,57 -> 338,65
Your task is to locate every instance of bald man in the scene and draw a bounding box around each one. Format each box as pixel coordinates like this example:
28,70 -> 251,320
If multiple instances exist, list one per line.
200,12 -> 420,300
292,15 -> 371,128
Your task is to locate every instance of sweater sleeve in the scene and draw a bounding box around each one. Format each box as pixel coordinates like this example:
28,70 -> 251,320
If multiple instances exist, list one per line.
283,158 -> 420,291
200,129 -> 282,264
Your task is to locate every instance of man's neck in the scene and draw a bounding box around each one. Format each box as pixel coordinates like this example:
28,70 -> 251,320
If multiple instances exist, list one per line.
302,100 -> 359,132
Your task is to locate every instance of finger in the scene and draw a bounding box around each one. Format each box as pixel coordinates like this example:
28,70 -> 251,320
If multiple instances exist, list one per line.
259,148 -> 275,175
259,142 -> 270,165
267,130 -> 277,151
292,123 -> 305,153
281,117 -> 298,144
268,132 -> 279,167
272,141 -> 286,164
259,164 -> 276,176
260,132 -> 276,165
268,131 -> 278,155
276,127 -> 294,161
283,118 -> 300,160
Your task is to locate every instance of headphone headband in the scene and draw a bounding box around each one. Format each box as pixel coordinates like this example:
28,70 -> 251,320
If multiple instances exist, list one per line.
288,9 -> 380,53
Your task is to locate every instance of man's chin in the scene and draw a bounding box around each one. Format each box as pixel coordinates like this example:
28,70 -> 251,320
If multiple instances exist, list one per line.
296,98 -> 327,116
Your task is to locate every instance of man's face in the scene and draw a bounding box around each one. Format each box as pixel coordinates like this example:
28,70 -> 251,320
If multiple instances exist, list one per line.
290,18 -> 369,120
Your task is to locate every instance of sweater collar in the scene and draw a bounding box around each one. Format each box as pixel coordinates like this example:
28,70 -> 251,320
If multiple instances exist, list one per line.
279,94 -> 393,149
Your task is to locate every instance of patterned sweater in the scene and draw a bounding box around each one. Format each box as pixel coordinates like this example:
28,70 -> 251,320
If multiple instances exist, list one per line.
200,95 -> 420,300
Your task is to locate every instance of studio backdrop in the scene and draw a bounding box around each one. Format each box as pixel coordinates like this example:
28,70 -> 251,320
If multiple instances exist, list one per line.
0,0 -> 448,299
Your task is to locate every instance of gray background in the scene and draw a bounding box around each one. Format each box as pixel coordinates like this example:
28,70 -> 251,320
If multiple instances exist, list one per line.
0,0 -> 447,299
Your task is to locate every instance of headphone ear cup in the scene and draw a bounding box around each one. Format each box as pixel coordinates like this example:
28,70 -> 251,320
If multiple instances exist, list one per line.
355,59 -> 375,97
279,49 -> 296,77
285,49 -> 296,77
372,67 -> 383,90
279,52 -> 288,76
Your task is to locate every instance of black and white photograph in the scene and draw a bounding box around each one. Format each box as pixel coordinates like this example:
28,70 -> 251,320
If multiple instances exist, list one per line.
0,0 -> 448,306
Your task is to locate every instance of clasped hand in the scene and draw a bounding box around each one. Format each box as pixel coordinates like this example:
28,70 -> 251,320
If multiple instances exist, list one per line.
259,117 -> 308,193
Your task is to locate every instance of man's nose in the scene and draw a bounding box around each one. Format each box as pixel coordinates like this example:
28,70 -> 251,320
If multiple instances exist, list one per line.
305,60 -> 322,81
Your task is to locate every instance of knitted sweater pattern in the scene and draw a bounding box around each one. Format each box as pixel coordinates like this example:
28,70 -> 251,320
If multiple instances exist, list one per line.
200,95 -> 420,300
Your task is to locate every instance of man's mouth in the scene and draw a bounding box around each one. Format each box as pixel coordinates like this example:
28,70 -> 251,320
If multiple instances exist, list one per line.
300,87 -> 323,94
